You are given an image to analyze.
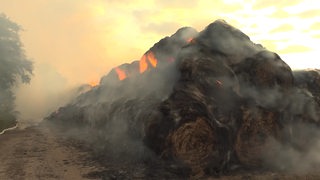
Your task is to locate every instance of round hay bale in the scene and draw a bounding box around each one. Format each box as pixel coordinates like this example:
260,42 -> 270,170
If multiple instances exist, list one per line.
233,51 -> 293,89
167,117 -> 217,177
235,106 -> 281,167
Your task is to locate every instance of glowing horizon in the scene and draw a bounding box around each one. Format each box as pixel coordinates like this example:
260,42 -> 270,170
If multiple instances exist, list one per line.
1,0 -> 319,86
1,0 -> 319,121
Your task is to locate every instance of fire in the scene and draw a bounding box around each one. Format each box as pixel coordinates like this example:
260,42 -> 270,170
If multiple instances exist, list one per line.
147,51 -> 157,68
139,54 -> 148,73
113,36 -> 194,81
114,33 -> 195,80
115,67 -> 127,80
113,35 -> 194,80
115,51 -> 159,81
89,80 -> 99,87
139,51 -> 159,73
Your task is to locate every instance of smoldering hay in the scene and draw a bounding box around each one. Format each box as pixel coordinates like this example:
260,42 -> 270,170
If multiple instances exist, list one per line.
47,20 -> 320,177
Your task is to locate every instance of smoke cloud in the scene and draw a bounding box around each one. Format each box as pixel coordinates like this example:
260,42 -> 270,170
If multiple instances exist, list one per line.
44,20 -> 320,178
14,63 -> 91,127
1,1 -> 319,133
1,1 -> 319,177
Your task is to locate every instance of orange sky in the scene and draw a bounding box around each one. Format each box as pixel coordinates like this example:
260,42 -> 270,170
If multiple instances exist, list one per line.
1,0 -> 320,120
1,0 -> 320,85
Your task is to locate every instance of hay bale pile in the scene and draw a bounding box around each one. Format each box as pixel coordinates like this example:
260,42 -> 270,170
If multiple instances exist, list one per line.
47,20 -> 320,177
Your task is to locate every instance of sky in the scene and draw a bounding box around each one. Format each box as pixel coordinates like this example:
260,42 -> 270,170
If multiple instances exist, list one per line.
1,0 -> 320,120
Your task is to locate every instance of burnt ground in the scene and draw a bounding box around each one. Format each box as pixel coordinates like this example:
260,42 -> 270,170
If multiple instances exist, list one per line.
0,122 -> 320,180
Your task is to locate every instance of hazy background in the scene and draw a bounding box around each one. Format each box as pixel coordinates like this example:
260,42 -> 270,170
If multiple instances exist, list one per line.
0,0 -> 319,122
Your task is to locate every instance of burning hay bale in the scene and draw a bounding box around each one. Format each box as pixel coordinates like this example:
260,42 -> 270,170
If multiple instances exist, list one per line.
151,21 -> 296,176
47,20 -> 320,177
100,26 -> 198,84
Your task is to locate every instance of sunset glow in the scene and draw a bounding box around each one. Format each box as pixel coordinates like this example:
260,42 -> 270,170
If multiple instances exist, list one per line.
1,0 -> 319,86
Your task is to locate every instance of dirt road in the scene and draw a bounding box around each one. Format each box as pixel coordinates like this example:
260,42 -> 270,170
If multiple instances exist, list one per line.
1,122 -> 320,180
0,123 -> 99,180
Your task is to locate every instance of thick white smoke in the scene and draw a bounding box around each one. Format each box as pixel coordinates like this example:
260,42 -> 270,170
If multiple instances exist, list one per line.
14,63 -> 91,128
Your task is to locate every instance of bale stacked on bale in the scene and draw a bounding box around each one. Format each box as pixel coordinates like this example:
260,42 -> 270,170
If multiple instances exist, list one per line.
168,118 -> 216,177
233,51 -> 293,90
155,48 -> 241,175
99,26 -> 198,85
47,20 -> 320,178
155,20 -> 294,175
151,20 -> 320,177
235,106 -> 281,167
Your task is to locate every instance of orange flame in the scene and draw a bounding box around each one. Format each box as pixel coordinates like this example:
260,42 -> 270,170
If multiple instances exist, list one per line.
89,80 -> 99,87
115,67 -> 127,80
147,51 -> 157,68
139,54 -> 148,73
117,33 -> 195,79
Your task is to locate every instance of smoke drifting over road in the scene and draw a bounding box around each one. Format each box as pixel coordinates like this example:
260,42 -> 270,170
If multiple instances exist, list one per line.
47,20 -> 320,177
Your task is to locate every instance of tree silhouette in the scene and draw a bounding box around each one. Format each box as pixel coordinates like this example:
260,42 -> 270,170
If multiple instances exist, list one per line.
0,13 -> 33,130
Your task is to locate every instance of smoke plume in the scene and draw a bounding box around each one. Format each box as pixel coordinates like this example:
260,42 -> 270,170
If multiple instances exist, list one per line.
15,63 -> 92,127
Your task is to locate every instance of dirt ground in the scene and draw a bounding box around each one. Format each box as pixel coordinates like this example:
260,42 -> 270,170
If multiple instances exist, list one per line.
0,123 -> 101,180
0,122 -> 320,180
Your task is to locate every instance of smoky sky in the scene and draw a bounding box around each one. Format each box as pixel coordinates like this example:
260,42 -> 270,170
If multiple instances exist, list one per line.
0,0 -> 319,122
1,0 -> 319,86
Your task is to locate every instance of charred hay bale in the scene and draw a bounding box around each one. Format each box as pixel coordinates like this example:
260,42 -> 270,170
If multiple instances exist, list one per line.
151,49 -> 242,176
231,51 -> 293,110
285,88 -> 320,125
293,69 -> 320,106
281,89 -> 320,151
195,19 -> 263,65
282,120 -> 320,152
233,51 -> 293,89
166,117 -> 217,177
99,27 -> 198,85
159,48 -> 242,132
174,48 -> 239,111
143,109 -> 175,156
235,106 -> 281,167
149,27 -> 198,62
47,105 -> 87,126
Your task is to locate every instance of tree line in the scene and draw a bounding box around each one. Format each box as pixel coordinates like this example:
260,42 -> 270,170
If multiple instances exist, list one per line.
0,13 -> 33,130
